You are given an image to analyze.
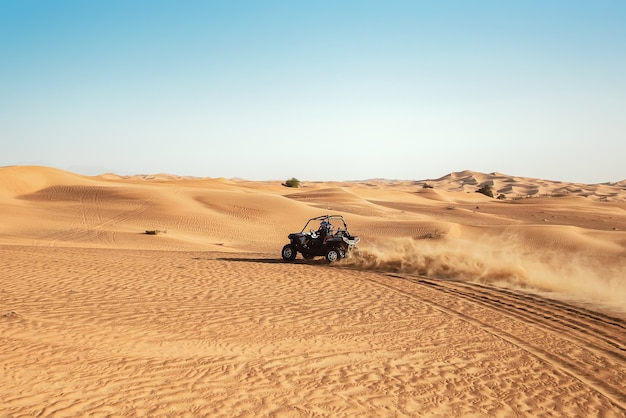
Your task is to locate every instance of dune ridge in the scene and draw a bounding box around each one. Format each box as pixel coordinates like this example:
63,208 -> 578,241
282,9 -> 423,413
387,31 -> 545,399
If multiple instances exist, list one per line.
1,165 -> 625,417
425,170 -> 626,201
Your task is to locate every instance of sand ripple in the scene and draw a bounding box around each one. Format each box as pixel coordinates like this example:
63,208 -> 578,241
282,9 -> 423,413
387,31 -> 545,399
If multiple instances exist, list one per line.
1,246 -> 624,417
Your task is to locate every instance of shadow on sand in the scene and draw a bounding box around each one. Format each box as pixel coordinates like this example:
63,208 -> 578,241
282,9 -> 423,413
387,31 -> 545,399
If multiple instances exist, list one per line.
214,257 -> 329,266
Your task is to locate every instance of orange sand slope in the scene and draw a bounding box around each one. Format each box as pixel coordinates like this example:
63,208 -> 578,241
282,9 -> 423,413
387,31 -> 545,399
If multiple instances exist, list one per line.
1,165 -> 625,417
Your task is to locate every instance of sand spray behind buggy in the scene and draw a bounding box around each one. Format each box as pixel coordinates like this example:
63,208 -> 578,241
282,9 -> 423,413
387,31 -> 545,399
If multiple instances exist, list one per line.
339,231 -> 626,309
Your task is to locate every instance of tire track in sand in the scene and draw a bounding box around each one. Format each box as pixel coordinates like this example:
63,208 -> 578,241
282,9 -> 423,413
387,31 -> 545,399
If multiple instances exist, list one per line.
45,186 -> 151,245
360,272 -> 626,413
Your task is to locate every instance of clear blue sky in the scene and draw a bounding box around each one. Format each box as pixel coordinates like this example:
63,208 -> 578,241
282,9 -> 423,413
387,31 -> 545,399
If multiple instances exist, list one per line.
1,1 -> 625,183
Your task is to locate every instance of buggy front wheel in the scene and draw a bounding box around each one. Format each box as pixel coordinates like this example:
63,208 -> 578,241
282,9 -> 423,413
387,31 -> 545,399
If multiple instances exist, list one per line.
281,244 -> 297,261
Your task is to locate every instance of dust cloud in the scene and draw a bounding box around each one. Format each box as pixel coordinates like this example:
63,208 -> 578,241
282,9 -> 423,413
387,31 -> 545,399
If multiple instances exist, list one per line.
340,234 -> 626,310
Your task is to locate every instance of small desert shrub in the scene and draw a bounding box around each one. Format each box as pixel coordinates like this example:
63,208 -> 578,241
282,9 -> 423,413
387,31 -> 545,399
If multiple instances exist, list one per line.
497,193 -> 506,200
422,183 -> 433,189
282,177 -> 301,188
476,184 -> 494,198
145,229 -> 166,235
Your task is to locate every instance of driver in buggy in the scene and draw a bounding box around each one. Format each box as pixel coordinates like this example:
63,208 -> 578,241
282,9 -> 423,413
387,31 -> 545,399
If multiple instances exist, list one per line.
307,220 -> 332,248
318,220 -> 332,239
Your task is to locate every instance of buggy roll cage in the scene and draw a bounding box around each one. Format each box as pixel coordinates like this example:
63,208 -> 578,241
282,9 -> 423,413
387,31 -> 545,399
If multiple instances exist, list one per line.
299,215 -> 350,234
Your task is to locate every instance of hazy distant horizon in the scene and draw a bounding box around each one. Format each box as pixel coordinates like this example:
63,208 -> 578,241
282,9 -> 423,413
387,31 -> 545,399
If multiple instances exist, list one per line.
4,162 -> 624,186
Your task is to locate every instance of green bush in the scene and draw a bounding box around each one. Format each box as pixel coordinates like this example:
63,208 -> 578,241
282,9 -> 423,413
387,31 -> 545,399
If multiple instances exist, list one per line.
476,184 -> 494,198
282,177 -> 301,188
422,183 -> 433,189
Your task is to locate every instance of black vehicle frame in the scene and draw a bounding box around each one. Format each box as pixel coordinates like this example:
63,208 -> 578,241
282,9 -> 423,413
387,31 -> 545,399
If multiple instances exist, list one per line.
281,214 -> 360,263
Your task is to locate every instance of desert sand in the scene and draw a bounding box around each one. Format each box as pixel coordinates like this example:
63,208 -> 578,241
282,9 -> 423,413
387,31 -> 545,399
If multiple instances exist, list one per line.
1,165 -> 625,417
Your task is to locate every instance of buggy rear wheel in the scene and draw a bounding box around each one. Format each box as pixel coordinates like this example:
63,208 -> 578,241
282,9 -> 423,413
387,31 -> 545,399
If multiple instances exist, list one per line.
281,244 -> 297,261
325,248 -> 341,263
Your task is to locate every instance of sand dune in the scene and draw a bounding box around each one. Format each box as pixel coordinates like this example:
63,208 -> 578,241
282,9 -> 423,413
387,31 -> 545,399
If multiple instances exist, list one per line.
1,166 -> 625,417
423,170 -> 626,201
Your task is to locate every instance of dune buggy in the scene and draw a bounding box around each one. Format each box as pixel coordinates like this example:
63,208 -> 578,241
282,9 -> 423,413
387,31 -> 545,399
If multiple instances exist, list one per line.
281,214 -> 360,263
